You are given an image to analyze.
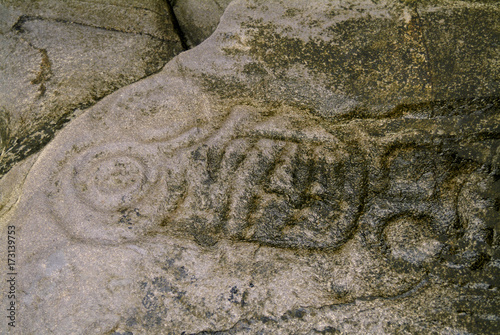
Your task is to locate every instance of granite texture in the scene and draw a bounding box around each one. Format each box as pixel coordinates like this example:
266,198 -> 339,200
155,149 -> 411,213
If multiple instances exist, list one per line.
0,0 -> 499,334
168,0 -> 232,47
0,0 -> 184,177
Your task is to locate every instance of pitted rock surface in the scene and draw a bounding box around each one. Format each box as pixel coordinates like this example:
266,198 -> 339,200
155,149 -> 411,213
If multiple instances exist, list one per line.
0,0 -> 499,334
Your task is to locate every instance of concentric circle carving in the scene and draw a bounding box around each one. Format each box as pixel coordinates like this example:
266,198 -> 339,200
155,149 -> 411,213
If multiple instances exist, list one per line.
360,203 -> 453,271
73,149 -> 154,212
49,142 -> 161,243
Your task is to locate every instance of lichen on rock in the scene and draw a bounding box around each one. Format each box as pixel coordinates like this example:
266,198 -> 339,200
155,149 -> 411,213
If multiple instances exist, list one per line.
0,0 -> 499,334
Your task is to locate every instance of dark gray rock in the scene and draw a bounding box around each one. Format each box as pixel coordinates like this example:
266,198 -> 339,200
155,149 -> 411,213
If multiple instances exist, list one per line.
0,0 -> 499,334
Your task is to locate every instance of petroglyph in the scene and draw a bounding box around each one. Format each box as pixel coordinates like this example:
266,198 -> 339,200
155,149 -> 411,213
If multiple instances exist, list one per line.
44,93 -> 499,264
47,104 -> 366,250
2,0 -> 498,333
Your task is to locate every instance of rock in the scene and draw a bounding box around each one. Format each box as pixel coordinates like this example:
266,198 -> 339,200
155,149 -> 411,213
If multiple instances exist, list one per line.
168,0 -> 233,48
1,0 -> 499,334
0,0 -> 184,177
178,0 -> 499,115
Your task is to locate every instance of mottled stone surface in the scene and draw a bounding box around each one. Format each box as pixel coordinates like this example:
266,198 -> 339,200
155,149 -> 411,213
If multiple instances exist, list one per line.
1,0 -> 499,334
168,0 -> 232,47
0,0 -> 183,177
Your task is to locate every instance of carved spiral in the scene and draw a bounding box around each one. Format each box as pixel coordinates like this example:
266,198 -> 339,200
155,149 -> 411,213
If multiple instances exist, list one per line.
49,142 -> 161,243
72,146 -> 156,212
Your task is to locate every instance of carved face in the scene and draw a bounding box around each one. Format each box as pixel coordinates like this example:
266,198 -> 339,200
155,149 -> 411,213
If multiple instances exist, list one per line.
48,105 -> 366,250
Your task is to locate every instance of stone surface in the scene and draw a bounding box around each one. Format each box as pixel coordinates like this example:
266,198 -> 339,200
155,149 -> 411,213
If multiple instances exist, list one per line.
0,0 -> 183,177
1,0 -> 499,334
169,0 -> 232,48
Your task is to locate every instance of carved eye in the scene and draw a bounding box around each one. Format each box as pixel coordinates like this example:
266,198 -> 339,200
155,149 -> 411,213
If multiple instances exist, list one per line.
49,142 -> 161,243
74,153 -> 150,212
382,214 -> 444,266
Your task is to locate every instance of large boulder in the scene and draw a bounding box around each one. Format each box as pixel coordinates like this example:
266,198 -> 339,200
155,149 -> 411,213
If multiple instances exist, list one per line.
1,0 -> 499,334
0,0 -> 184,177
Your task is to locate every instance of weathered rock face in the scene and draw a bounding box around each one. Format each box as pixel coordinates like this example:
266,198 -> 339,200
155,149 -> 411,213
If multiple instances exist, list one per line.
1,0 -> 499,334
168,0 -> 233,47
0,0 -> 184,177
180,0 -> 499,113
